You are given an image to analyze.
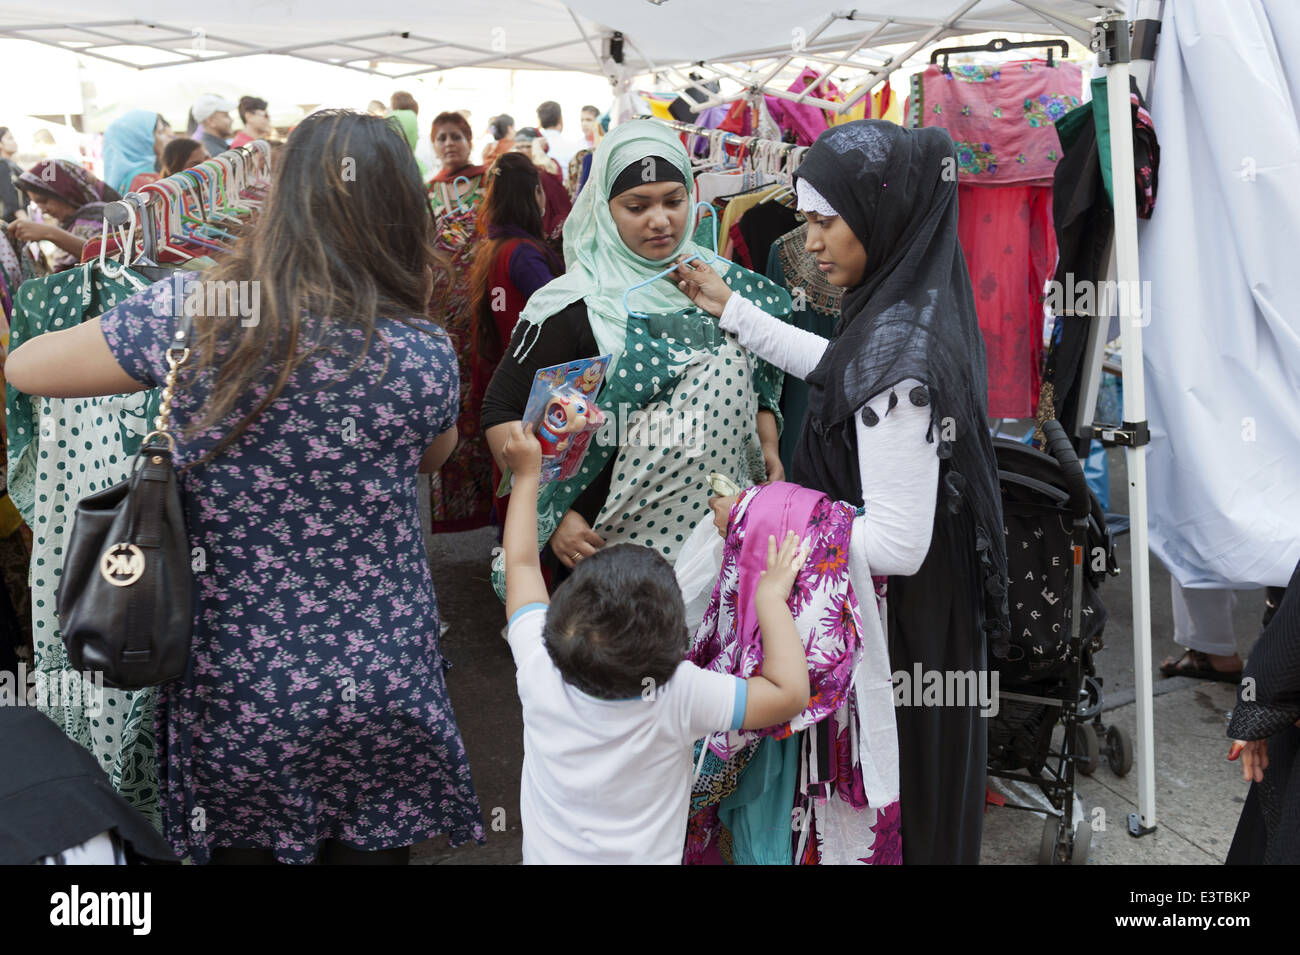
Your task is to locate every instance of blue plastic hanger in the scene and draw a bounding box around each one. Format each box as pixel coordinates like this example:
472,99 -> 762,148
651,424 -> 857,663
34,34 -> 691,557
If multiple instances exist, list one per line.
621,200 -> 729,318
451,175 -> 472,215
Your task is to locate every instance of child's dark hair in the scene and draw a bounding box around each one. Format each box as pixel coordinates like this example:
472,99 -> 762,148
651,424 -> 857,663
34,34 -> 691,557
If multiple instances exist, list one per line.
543,544 -> 688,700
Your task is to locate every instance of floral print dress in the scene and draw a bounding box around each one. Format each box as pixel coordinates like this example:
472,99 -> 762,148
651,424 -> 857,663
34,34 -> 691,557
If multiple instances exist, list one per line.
99,277 -> 485,863
685,482 -> 901,865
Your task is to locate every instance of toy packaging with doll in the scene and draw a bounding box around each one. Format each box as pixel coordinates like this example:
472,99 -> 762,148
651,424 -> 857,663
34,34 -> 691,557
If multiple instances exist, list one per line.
498,354 -> 612,493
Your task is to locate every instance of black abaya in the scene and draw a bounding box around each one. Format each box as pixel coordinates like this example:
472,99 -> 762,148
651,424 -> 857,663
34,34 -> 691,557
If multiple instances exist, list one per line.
888,503 -> 988,864
789,120 -> 1006,864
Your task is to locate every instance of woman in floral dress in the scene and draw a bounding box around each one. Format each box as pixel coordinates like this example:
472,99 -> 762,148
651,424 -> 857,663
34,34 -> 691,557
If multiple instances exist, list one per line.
4,109 -> 485,864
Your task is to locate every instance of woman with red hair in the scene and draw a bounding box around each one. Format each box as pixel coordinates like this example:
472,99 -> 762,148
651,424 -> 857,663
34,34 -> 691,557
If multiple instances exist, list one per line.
427,111 -> 487,219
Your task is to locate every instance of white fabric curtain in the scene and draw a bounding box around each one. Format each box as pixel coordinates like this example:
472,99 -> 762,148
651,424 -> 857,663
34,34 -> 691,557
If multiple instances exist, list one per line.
1140,0 -> 1300,589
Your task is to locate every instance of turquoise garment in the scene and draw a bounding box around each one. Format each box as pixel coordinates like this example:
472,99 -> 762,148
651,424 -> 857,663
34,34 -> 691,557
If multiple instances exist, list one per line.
103,110 -> 159,195
718,735 -> 801,865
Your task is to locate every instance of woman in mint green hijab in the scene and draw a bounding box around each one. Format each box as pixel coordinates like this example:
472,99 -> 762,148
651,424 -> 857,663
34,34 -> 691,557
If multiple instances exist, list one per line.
482,118 -> 792,594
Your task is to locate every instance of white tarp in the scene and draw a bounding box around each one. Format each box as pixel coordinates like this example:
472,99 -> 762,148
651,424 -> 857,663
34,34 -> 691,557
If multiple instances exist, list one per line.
0,0 -> 1116,75
1140,0 -> 1300,589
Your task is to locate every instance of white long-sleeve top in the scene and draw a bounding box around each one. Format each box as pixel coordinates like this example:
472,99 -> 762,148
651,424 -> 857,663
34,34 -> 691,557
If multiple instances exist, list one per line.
720,293 -> 939,580
721,293 -> 931,807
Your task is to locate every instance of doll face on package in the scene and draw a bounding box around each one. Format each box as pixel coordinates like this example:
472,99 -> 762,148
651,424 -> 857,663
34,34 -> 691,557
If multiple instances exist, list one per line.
535,387 -> 606,481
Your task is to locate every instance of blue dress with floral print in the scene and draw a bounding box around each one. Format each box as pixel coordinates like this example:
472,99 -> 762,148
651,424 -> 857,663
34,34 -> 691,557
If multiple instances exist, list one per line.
100,277 -> 485,863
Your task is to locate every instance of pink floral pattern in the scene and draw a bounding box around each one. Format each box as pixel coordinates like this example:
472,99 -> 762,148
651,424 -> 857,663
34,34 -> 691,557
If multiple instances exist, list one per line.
686,484 -> 900,864
100,277 -> 485,864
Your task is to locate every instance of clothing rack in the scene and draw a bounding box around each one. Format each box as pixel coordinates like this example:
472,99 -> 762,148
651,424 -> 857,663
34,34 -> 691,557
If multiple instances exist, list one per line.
653,118 -> 808,181
98,140 -> 272,269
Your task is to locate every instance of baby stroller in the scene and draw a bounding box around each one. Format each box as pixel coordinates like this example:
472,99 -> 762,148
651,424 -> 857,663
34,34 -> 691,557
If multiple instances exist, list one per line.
985,420 -> 1126,865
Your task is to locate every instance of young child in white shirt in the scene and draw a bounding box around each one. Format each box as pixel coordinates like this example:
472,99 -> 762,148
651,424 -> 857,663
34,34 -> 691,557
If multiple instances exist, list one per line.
499,420 -> 811,864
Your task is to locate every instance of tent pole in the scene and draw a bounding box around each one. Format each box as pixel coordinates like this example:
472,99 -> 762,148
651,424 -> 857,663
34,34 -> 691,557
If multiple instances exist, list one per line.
1095,9 -> 1158,836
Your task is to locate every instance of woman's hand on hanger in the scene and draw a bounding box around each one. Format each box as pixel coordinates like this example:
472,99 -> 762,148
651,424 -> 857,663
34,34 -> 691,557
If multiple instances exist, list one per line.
549,509 -> 606,569
669,255 -> 732,318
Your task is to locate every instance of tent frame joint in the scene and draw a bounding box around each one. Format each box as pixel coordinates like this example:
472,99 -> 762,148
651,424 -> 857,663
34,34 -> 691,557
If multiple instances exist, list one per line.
1091,14 -> 1132,65
1089,419 -> 1151,449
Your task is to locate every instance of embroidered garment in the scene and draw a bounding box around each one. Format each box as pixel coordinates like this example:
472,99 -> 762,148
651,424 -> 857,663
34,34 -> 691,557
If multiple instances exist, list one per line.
907,59 -> 1081,184
5,263 -> 160,827
98,276 -> 485,864
908,61 -> 1076,418
958,182 -> 1057,418
428,165 -> 487,220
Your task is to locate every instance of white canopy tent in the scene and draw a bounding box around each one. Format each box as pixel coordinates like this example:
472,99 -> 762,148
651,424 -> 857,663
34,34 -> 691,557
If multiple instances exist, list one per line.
1,0 -> 1170,842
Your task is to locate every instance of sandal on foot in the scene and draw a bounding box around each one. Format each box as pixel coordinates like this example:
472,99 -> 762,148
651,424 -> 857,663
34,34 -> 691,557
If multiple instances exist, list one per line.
1159,649 -> 1242,683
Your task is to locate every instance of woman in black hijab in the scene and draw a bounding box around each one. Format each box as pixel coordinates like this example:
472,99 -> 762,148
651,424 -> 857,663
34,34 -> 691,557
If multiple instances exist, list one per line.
674,119 -> 1008,864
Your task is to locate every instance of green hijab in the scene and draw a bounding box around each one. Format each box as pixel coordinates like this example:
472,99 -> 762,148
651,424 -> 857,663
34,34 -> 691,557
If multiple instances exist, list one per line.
515,119 -> 735,372
387,109 -> 428,175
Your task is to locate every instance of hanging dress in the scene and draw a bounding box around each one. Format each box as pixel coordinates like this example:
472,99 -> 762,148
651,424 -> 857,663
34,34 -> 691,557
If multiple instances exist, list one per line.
5,262 -> 161,827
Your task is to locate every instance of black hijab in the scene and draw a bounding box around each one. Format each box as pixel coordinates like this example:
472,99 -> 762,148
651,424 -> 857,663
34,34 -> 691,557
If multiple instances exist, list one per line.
790,120 -> 1009,648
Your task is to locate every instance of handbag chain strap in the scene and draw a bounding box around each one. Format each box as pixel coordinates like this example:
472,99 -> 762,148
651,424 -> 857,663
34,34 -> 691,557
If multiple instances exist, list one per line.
141,312 -> 194,458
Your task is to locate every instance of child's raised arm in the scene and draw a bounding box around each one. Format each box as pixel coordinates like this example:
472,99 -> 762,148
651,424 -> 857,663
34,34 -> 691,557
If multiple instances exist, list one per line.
741,531 -> 812,730
502,421 -> 550,620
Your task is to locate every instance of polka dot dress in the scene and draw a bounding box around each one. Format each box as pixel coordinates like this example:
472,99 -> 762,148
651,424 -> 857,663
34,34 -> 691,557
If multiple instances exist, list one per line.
5,266 -> 161,827
491,268 -> 794,598
594,312 -> 758,563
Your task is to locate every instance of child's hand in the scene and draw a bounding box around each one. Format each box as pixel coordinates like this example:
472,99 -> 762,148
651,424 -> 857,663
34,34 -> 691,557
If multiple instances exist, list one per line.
501,420 -> 543,478
755,531 -> 808,603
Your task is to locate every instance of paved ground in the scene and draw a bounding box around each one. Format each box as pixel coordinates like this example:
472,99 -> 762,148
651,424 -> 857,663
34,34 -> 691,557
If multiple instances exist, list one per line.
411,444 -> 1268,865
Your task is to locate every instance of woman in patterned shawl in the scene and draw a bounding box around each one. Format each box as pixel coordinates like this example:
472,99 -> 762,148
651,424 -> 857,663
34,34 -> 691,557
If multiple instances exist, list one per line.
9,160 -> 121,270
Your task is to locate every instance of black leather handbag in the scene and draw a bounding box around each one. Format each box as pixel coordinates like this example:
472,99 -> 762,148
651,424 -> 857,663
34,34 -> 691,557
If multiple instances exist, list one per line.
57,313 -> 194,690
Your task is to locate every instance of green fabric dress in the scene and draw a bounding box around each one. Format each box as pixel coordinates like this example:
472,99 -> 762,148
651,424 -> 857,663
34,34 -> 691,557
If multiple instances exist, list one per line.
491,268 -> 790,600
5,263 -> 162,828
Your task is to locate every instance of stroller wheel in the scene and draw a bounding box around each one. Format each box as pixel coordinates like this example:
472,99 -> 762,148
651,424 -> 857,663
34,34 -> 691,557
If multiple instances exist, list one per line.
1107,725 -> 1134,776
1076,722 -> 1100,775
1038,814 -> 1061,865
1070,821 -> 1092,865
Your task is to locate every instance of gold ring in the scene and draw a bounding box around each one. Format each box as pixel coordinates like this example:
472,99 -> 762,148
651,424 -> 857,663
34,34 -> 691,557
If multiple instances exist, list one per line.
571,552 -> 581,562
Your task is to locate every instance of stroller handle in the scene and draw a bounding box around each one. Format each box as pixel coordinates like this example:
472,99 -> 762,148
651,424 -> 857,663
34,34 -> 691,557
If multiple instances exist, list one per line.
1041,419 -> 1091,521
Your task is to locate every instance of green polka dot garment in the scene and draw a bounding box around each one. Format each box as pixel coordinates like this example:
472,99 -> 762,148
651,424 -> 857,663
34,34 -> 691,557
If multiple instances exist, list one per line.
492,267 -> 792,599
5,264 -> 163,829
594,312 -> 756,560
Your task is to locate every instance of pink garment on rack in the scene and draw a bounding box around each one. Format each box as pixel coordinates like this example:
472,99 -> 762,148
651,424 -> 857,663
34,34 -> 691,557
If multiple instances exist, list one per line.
910,58 -> 1077,417
911,59 -> 1081,185
765,68 -> 842,147
957,183 -> 1056,419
